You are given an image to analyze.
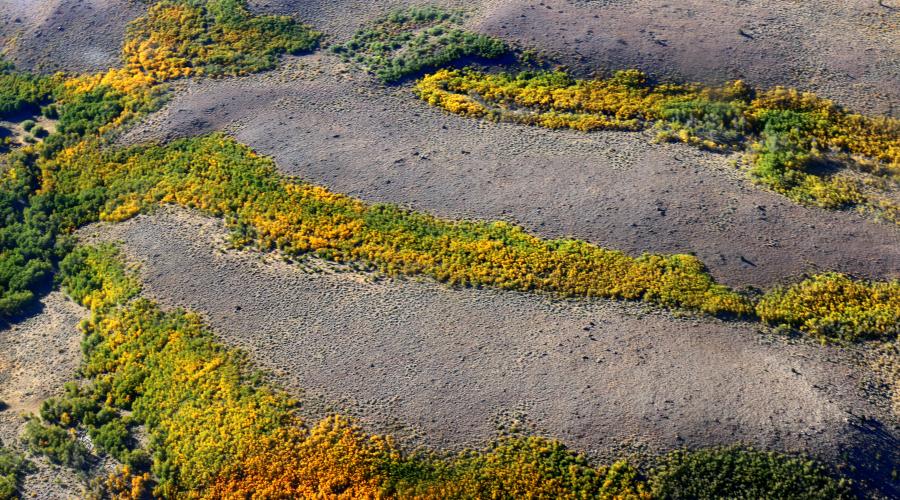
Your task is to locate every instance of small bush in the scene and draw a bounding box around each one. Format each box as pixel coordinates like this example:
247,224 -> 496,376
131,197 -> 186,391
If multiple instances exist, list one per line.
23,418 -> 90,470
19,120 -> 35,132
332,7 -> 507,83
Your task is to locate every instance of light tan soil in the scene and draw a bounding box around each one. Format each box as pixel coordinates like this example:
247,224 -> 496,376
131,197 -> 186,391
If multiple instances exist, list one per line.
0,292 -> 87,499
80,207 -> 900,494
0,0 -> 145,73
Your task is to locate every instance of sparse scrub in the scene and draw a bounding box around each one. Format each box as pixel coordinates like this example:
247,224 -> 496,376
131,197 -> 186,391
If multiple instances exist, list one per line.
872,340 -> 900,416
331,7 -> 507,82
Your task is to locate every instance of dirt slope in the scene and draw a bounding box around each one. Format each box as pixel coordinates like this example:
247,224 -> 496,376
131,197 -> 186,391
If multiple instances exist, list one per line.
254,0 -> 900,116
121,55 -> 900,289
472,0 -> 900,116
80,208 -> 900,494
0,292 -> 87,499
0,0 -> 144,73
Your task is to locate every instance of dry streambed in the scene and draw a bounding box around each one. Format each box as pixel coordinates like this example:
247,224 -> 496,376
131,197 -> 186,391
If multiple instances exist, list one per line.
80,207 -> 899,482
122,55 -> 900,289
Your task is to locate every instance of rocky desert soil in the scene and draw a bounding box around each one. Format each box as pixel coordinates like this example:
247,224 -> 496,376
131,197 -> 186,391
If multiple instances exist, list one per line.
0,293 -> 86,499
1,0 -> 899,495
80,208 -> 899,493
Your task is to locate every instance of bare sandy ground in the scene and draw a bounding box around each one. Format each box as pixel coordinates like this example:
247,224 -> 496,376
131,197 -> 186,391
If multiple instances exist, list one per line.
0,292 -> 86,499
0,0 -> 144,73
121,55 -> 900,289
80,207 -> 900,494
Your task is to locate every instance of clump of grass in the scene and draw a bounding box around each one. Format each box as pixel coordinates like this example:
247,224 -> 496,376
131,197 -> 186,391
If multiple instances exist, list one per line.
331,7 -> 507,83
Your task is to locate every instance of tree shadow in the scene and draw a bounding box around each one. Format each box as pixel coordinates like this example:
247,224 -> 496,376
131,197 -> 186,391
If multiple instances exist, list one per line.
0,277 -> 54,332
840,417 -> 900,498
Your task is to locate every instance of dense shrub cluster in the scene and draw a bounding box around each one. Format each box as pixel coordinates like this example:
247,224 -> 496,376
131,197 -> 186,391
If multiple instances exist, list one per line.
331,7 -> 507,82
24,245 -> 850,498
757,273 -> 900,341
122,0 -> 320,79
58,0 -> 319,136
0,445 -> 29,500
417,69 -> 900,221
650,446 -> 852,499
0,0 -> 318,320
0,150 -> 65,318
0,59 -> 54,118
